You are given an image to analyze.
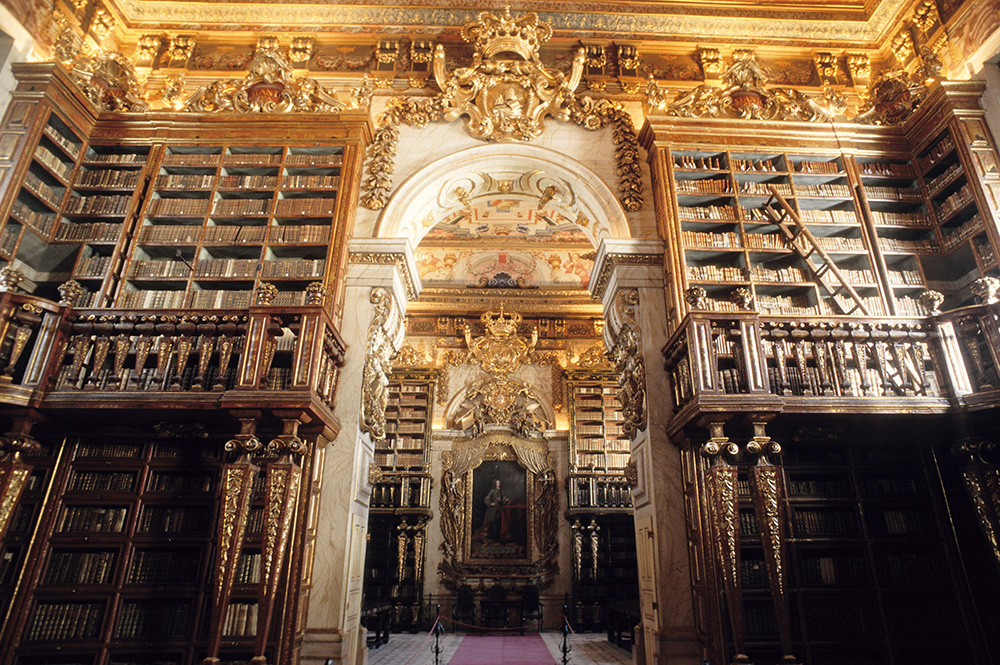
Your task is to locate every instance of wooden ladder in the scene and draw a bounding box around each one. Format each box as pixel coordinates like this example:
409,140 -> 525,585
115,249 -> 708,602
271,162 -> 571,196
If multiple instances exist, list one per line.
761,186 -> 871,316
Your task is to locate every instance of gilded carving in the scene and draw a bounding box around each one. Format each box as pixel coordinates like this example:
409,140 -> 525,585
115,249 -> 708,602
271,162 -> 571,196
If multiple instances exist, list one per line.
846,53 -> 871,86
918,289 -> 945,315
167,35 -> 195,63
891,29 -> 915,62
132,35 -> 163,63
360,10 -> 642,212
812,52 -> 840,85
912,0 -> 939,32
361,287 -> 404,441
650,50 -> 845,122
70,50 -> 149,112
699,48 -> 723,79
607,289 -> 646,440
855,70 -> 928,126
463,305 -> 537,375
972,277 -> 1000,304
58,280 -> 85,307
347,251 -> 418,300
184,40 -> 346,113
289,37 -> 315,63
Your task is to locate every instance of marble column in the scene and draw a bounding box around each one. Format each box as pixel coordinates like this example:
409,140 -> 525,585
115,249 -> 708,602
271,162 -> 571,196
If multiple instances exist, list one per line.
300,239 -> 420,665
592,239 -> 701,665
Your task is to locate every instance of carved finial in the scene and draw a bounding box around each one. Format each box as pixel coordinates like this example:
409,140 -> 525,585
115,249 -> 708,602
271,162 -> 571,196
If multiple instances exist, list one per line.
971,277 -> 1000,305
305,282 -> 325,306
918,289 -> 945,315
0,266 -> 25,292
58,280 -> 85,307
684,286 -> 707,309
731,287 -> 754,311
255,282 -> 278,305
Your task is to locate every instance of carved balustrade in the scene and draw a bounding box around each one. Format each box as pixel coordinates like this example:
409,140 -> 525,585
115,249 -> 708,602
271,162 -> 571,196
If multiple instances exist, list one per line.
370,471 -> 432,511
931,302 -> 1000,408
663,311 -> 962,421
567,472 -> 633,510
0,291 -> 65,399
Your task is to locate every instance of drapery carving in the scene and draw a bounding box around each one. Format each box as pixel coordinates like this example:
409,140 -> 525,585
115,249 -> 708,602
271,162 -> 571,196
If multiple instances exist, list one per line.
361,287 -> 405,440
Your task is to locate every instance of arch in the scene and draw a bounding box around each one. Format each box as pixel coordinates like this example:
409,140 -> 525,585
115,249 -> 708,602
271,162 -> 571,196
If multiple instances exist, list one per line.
374,143 -> 632,247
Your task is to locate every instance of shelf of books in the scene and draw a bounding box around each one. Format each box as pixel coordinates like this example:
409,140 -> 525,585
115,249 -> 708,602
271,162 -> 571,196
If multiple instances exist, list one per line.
377,376 -> 434,472
568,377 -> 630,473
568,514 -> 638,631
669,149 -> 887,317
729,436 -> 974,665
120,144 -> 342,309
913,126 -> 999,308
9,437 -> 280,665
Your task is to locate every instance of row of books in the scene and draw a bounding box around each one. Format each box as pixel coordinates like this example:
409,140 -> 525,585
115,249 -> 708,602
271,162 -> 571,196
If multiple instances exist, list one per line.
43,126 -> 82,157
11,199 -> 57,234
755,294 -> 818,315
77,169 -> 141,189
148,197 -> 212,217
1,226 -> 18,255
138,506 -> 209,534
71,470 -> 135,492
749,265 -> 810,283
45,550 -> 117,585
795,160 -> 842,174
84,152 -> 146,165
273,197 -> 337,216
827,294 -> 886,316
795,183 -> 853,198
740,181 -> 792,196
116,601 -> 188,638
147,472 -> 213,492
925,161 -> 963,195
218,174 -> 279,189
59,506 -> 129,533
674,155 -> 725,170
189,289 -> 253,309
862,185 -> 922,202
261,258 -> 325,278
129,549 -> 201,584
805,235 -> 867,252
792,509 -> 859,536
916,135 -> 955,173
285,152 -> 343,166
212,198 -> 270,216
681,230 -> 740,248
35,145 -> 73,181
799,554 -> 869,586
880,509 -> 926,534
676,178 -> 732,194
795,208 -> 858,225
887,269 -> 923,286
23,171 -> 64,209
974,237 -> 997,266
869,210 -> 930,227
859,161 -> 916,177
78,442 -> 143,458
116,289 -> 187,309
570,478 -> 632,507
678,204 -> 740,220
936,184 -> 974,221
66,194 -> 132,216
744,232 -> 786,250
731,157 -> 781,172
27,602 -> 102,640
879,238 -> 937,254
128,260 -> 192,278
157,173 -> 215,189
57,221 -> 123,242
77,254 -> 113,277
741,558 -> 770,587
224,602 -> 258,637
941,213 -> 984,252
687,264 -> 745,281
204,225 -> 268,243
235,551 -> 263,585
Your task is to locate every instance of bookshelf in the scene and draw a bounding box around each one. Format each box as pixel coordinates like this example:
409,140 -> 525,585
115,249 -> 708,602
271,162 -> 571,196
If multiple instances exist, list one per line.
377,375 -> 433,471
725,435 -> 976,665
120,144 -> 342,309
568,514 -> 638,631
8,437 -> 286,665
568,376 -> 630,474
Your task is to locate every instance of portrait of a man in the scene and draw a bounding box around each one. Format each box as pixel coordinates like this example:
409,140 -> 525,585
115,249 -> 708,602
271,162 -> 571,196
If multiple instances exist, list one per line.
470,460 -> 528,559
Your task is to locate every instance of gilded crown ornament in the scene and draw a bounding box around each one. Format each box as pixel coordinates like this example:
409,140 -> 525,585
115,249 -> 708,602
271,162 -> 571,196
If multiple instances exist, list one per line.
464,305 -> 537,375
460,7 -> 552,61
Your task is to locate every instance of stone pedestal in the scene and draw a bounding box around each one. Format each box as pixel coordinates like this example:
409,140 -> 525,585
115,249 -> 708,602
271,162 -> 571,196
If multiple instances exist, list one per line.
300,240 -> 419,665
592,239 -> 701,665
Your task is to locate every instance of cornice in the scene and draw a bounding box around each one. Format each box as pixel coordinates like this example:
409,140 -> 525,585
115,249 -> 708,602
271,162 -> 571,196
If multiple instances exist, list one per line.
113,0 -> 908,46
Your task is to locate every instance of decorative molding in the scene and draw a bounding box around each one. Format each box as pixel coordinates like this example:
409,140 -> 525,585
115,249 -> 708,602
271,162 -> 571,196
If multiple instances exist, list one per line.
347,251 -> 419,300
360,9 -> 642,213
607,289 -> 646,440
589,252 -> 662,302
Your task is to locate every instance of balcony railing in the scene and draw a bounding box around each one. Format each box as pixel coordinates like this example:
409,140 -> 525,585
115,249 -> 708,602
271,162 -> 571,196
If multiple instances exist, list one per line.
0,289 -> 345,412
662,303 -> 1000,422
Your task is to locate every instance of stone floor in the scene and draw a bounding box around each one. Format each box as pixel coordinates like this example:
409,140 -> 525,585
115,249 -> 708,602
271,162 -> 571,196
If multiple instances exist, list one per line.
366,631 -> 634,665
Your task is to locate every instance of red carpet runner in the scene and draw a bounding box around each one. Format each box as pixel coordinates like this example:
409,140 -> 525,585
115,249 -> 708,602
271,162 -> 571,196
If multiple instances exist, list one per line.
448,633 -> 557,665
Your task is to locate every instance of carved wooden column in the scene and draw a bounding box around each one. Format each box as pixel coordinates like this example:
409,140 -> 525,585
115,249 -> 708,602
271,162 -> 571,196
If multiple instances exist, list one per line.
699,419 -> 750,665
955,435 -> 1000,571
0,413 -> 41,542
253,411 -> 309,665
745,418 -> 799,665
205,413 -> 263,665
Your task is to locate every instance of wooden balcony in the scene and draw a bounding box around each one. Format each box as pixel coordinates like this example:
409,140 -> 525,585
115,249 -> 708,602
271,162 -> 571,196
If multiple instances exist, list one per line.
0,291 -> 346,426
661,304 -> 1000,429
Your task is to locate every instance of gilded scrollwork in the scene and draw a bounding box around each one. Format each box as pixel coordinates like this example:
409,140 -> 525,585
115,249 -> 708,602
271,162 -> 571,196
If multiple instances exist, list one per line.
464,305 -> 536,375
648,49 -> 845,122
855,70 -> 929,126
70,49 -> 150,112
184,39 -> 347,114
607,289 -> 646,440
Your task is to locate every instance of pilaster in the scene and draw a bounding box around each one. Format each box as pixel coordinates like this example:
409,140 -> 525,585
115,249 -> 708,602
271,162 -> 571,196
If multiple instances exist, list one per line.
592,239 -> 701,665
301,239 -> 419,665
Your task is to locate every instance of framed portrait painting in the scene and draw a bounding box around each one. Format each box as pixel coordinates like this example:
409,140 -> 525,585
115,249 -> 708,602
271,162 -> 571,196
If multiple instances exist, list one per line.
467,459 -> 530,562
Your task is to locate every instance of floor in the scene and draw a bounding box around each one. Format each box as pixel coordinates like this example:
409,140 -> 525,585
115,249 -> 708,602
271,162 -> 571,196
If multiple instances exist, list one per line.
366,631 -> 634,665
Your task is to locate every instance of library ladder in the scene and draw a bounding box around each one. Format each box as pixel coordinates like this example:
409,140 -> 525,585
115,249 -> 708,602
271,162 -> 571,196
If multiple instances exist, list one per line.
762,186 -> 871,316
